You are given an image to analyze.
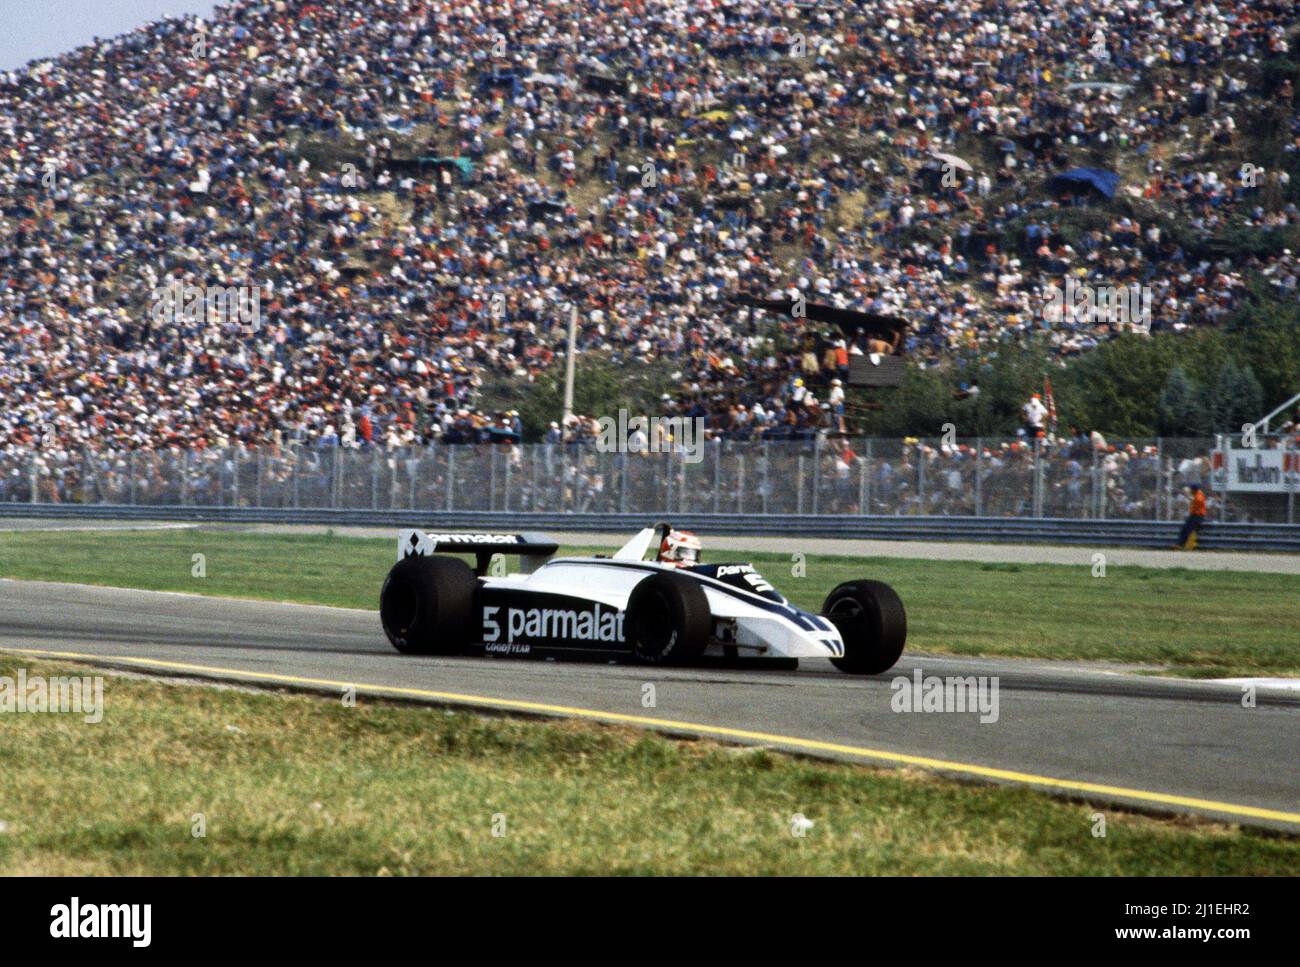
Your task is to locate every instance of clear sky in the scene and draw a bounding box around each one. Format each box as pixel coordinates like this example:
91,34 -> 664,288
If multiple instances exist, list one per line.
0,0 -> 220,71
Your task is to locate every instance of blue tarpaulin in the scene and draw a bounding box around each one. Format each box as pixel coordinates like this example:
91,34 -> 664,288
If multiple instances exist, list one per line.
1049,167 -> 1121,199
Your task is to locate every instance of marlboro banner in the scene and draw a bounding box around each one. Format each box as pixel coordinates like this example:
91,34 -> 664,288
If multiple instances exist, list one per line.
1213,448 -> 1300,493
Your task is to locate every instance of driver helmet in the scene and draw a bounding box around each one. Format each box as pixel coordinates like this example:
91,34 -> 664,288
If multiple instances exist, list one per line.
658,529 -> 702,567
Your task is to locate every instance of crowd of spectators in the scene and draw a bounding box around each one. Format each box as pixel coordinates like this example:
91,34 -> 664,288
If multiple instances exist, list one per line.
0,0 -> 1297,464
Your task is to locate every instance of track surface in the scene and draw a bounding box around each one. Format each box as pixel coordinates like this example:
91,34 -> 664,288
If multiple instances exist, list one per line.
1,578 -> 1297,831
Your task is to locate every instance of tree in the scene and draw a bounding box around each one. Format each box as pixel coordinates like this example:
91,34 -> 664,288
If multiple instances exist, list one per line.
1054,333 -> 1184,435
1156,366 -> 1204,435
493,354 -> 676,441
1199,359 -> 1264,435
864,364 -> 951,438
1223,283 -> 1300,408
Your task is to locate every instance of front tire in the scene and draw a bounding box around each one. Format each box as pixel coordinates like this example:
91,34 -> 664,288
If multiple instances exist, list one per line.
380,555 -> 477,654
822,579 -> 907,674
625,571 -> 711,664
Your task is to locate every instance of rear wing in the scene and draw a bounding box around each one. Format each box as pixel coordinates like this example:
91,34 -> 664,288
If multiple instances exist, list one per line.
398,530 -> 559,575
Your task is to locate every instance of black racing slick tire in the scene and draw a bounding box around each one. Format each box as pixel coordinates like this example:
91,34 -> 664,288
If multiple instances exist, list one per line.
380,554 -> 477,655
625,571 -> 711,664
821,579 -> 907,675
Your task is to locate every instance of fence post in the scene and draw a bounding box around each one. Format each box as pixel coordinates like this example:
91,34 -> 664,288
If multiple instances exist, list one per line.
858,449 -> 867,515
28,450 -> 38,504
525,441 -> 535,509
974,437 -> 982,516
331,446 -> 341,509
812,435 -> 821,515
1040,439 -> 1047,517
446,446 -> 455,511
619,454 -> 628,513
504,449 -> 513,511
82,447 -> 93,504
562,445 -> 570,513
342,446 -> 351,509
712,439 -> 721,514
796,456 -> 805,514
736,454 -> 745,515
255,450 -> 263,508
665,450 -> 673,514
679,453 -> 687,515
1092,445 -> 1102,519
865,437 -> 873,514
1216,434 -> 1227,523
180,450 -> 189,506
1159,439 -> 1170,522
368,447 -> 377,510
292,444 -> 300,509
1162,448 -> 1172,523
489,447 -> 498,511
1166,451 -> 1174,522
1032,438 -> 1042,518
1287,436 -> 1295,525
686,454 -> 696,517
762,440 -> 771,515
917,443 -> 925,513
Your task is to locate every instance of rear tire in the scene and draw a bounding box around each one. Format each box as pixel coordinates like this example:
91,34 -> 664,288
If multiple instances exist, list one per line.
822,579 -> 907,675
380,555 -> 477,655
625,571 -> 711,664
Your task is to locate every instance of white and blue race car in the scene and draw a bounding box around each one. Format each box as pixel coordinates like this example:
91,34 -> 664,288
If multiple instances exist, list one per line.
379,523 -> 906,674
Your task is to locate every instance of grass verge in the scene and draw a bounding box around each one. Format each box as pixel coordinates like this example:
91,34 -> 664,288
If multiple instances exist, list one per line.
0,658 -> 1295,875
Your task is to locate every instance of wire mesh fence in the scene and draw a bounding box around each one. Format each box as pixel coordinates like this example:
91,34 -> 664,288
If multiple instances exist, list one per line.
3,436 -> 1296,523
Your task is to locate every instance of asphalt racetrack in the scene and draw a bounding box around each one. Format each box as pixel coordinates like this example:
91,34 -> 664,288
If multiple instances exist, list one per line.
1,577 -> 1297,832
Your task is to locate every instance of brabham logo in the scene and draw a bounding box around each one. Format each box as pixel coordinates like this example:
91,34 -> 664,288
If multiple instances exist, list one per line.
483,604 -> 626,646
431,533 -> 522,544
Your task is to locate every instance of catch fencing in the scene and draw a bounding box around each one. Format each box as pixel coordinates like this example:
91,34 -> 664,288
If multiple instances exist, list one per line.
3,436 -> 1297,535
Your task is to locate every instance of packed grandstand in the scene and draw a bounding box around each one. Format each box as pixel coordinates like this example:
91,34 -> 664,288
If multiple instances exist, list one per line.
1,0 -> 1298,461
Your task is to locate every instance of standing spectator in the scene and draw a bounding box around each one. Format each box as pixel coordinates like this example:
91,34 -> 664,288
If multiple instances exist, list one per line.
1022,393 -> 1048,440
1174,484 -> 1208,549
828,379 -> 846,433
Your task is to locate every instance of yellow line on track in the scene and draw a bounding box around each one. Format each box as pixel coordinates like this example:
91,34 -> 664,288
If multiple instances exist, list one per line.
7,645 -> 1299,826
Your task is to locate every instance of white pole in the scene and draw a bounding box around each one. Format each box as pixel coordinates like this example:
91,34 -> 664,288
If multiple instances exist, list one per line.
562,302 -> 578,428
1253,390 -> 1300,436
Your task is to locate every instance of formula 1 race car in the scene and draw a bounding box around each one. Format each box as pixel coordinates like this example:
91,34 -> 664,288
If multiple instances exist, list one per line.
379,523 -> 906,674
